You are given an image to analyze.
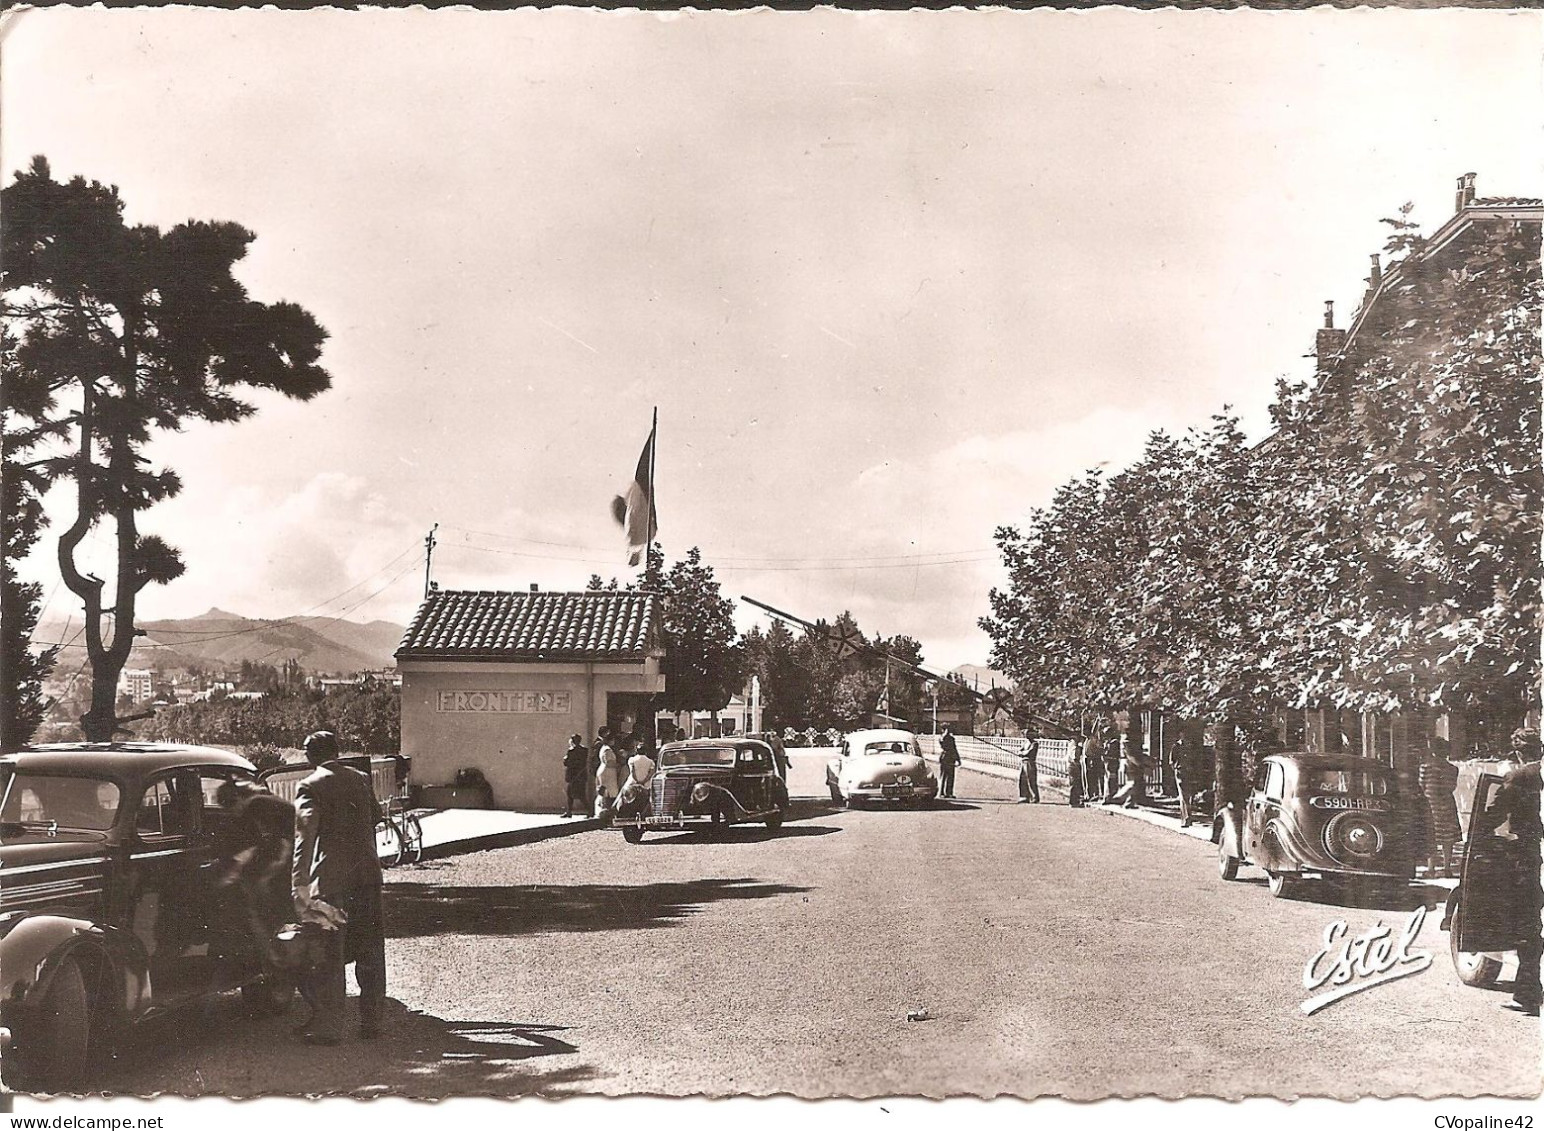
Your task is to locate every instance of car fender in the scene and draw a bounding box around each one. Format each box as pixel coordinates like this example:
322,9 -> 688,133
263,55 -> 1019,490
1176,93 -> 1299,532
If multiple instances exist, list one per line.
1216,806 -> 1242,858
1257,818 -> 1295,872
0,913 -> 143,1029
685,780 -> 736,812
825,760 -> 841,785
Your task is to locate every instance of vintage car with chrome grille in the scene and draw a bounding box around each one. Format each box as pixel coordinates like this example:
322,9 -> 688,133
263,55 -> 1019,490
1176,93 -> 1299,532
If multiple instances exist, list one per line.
0,743 -> 292,1090
826,728 -> 938,808
1216,753 -> 1415,899
613,738 -> 789,844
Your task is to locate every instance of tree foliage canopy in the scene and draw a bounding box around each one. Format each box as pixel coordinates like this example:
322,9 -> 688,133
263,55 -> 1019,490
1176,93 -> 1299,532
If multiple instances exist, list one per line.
981,212 -> 1541,746
2,157 -> 332,740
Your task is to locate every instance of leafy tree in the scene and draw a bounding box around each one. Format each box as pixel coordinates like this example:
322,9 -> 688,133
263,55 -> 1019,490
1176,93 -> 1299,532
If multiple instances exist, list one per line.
1258,217 -> 1541,726
983,203 -> 1541,784
145,683 -> 399,756
2,157 -> 330,740
651,547 -> 747,717
1,417 -> 59,750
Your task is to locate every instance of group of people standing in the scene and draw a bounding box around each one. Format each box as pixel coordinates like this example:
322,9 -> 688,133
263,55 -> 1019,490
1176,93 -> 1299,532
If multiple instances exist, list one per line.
1067,725 -> 1153,811
563,725 -> 793,818
562,728 -> 658,819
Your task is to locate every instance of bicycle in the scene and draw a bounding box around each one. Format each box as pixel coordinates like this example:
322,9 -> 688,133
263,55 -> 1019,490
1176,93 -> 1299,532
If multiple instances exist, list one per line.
375,796 -> 425,867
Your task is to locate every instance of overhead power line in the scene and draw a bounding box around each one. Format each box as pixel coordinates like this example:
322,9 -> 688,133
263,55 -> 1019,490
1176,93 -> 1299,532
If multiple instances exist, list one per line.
437,521 -> 999,564
445,540 -> 998,573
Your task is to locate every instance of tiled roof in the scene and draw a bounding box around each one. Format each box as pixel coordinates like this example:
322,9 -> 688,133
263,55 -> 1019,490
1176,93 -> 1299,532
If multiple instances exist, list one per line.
396,590 -> 659,662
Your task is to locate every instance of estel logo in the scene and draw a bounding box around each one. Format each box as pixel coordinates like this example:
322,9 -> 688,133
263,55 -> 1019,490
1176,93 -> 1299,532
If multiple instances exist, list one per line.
1301,906 -> 1433,1015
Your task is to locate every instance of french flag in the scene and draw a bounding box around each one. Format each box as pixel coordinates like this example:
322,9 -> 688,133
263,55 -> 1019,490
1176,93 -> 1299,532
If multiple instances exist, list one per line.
611,414 -> 657,567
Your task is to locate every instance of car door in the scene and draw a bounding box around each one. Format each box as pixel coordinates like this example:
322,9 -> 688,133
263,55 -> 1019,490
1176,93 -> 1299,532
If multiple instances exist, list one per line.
1255,762 -> 1290,870
828,739 -> 848,788
1456,774 -> 1528,953
195,767 -> 271,973
1241,762 -> 1273,862
126,769 -> 219,999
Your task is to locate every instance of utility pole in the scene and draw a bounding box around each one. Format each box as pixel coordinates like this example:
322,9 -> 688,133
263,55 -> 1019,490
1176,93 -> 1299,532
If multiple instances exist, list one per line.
423,523 -> 439,598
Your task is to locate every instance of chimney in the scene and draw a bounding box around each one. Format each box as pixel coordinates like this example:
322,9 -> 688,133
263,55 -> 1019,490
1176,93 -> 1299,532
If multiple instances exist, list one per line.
530,583 -> 539,593
1368,254 -> 1382,287
1455,172 -> 1477,212
1315,300 -> 1347,374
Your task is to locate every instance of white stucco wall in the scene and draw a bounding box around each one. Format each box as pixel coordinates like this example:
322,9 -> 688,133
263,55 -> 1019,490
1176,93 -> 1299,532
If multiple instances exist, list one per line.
398,657 -> 664,811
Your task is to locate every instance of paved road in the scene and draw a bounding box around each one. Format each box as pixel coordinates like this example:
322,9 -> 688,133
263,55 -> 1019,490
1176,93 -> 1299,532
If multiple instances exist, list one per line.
92,752 -> 1538,1098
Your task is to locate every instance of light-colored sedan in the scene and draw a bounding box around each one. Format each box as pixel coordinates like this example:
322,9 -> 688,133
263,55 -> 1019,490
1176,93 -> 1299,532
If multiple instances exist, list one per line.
826,728 -> 938,808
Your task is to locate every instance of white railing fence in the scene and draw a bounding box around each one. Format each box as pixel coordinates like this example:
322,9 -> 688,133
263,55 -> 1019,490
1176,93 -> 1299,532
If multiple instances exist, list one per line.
917,734 -> 1077,787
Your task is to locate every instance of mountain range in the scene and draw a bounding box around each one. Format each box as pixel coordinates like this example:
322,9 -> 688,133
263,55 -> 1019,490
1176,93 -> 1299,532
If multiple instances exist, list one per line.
35,608 -> 408,676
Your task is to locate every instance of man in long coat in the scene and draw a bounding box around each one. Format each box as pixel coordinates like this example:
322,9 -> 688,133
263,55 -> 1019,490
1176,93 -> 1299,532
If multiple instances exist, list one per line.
562,734 -> 590,818
938,726 -> 961,799
291,731 -> 385,1044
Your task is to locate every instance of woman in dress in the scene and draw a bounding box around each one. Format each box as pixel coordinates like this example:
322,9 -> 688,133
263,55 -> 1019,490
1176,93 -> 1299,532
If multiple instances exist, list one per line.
1418,740 -> 1461,878
595,737 -> 622,818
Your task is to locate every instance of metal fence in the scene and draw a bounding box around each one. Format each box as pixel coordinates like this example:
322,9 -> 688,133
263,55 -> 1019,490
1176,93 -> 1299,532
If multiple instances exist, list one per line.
917,734 -> 1077,787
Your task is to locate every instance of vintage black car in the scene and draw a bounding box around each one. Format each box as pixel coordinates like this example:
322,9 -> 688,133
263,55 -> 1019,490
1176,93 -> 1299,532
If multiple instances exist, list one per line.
1216,753 -> 1415,899
1441,769 -> 1537,990
613,738 -> 789,844
0,743 -> 291,1090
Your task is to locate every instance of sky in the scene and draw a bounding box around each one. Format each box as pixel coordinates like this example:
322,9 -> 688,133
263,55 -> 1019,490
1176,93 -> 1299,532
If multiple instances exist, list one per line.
5,7 -> 1541,671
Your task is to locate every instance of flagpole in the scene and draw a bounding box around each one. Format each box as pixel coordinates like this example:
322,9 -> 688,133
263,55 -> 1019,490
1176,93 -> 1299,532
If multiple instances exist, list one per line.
648,405 -> 659,575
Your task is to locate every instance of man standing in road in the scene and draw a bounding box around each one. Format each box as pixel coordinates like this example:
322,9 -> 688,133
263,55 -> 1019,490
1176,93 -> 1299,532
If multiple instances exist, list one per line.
1174,734 -> 1204,828
562,734 -> 590,819
1017,737 -> 1040,803
291,731 -> 385,1045
766,728 -> 790,781
938,726 -> 961,799
1102,728 -> 1123,804
1082,728 -> 1104,804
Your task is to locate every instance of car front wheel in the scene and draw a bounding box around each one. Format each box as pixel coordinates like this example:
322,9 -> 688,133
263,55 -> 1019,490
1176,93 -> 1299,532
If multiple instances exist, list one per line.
1218,843 -> 1240,881
13,955 -> 91,1091
622,825 -> 644,845
765,811 -> 784,830
828,783 -> 842,806
1267,871 -> 1292,899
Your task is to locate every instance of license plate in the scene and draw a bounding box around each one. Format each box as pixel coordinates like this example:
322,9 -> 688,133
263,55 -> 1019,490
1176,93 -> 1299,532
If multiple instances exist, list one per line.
882,785 -> 910,796
645,815 -> 678,826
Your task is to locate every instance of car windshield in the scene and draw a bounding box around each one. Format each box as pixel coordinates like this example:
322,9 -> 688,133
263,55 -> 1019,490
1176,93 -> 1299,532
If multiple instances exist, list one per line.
0,771 -> 122,834
660,747 -> 736,768
1302,768 -> 1391,796
860,741 -> 915,757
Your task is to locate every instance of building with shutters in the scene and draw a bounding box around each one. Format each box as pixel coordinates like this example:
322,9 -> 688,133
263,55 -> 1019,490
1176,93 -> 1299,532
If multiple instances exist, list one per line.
395,585 -> 666,811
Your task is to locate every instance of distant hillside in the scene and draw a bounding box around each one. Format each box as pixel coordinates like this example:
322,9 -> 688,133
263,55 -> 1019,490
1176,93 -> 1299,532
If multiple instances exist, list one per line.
35,608 -> 407,676
950,664 -> 1011,693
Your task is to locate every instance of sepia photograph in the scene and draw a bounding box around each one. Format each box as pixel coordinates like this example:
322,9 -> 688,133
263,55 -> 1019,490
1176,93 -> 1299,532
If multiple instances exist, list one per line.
0,2 -> 1540,1117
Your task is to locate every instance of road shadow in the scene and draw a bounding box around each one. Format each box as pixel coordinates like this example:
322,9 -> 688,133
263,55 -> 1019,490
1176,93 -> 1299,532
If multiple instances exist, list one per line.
784,799 -> 843,822
1233,874 -> 1450,912
1327,879 -> 1450,912
82,995 -> 600,1099
385,876 -> 812,938
645,824 -> 841,845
